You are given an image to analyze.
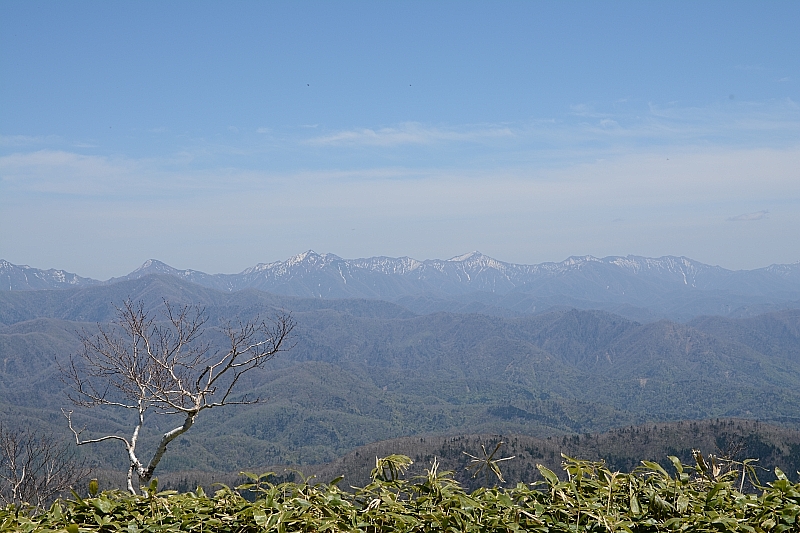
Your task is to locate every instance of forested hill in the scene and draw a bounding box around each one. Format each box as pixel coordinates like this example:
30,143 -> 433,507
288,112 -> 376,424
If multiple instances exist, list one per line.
306,419 -> 800,491
1,275 -> 799,472
143,418 -> 800,493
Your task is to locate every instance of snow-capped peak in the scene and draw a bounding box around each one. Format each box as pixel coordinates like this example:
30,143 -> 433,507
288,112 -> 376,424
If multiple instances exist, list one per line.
448,251 -> 484,262
130,259 -> 178,274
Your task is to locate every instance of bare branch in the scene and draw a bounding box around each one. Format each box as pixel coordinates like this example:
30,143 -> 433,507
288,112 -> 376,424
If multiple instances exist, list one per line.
0,422 -> 91,508
63,299 -> 295,493
63,409 -> 131,448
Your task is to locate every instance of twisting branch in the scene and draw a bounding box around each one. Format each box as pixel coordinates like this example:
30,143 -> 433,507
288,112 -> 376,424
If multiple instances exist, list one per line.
61,299 -> 295,494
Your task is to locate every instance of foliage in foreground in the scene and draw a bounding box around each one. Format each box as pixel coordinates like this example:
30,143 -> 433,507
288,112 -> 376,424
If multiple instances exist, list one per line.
2,453 -> 799,532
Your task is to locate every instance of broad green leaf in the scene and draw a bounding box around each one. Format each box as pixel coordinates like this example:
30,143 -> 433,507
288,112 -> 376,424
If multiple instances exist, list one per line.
537,465 -> 559,486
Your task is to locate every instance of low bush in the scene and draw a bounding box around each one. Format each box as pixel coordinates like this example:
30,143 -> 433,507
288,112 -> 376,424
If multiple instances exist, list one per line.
2,452 -> 798,532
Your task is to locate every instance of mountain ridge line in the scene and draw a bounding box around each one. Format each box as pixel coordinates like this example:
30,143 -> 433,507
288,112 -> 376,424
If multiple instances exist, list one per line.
3,251 -> 800,291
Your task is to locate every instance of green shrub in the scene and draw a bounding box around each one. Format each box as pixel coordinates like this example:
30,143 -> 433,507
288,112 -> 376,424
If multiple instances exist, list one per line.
2,453 -> 799,532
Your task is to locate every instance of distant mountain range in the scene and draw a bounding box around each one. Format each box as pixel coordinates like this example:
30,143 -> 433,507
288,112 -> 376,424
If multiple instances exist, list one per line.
3,252 -> 800,321
3,253 -> 800,479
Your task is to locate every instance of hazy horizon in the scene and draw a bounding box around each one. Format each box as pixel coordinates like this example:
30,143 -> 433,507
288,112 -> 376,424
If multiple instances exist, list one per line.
2,3 -> 798,279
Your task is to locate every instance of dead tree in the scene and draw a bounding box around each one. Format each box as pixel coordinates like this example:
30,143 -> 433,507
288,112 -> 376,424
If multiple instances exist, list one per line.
63,299 -> 294,494
0,423 -> 91,508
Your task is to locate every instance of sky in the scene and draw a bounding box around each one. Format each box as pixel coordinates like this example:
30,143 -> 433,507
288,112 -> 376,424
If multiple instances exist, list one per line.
1,2 -> 799,279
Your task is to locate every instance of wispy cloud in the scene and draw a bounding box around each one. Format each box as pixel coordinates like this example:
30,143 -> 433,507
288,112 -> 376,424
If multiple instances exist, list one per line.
557,98 -> 800,150
0,134 -> 62,147
568,104 -> 614,119
305,122 -> 514,147
0,150 -> 142,196
728,210 -> 769,222
299,98 -> 800,158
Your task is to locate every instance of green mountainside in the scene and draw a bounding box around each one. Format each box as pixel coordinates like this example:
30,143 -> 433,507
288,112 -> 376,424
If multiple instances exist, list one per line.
1,275 -> 799,479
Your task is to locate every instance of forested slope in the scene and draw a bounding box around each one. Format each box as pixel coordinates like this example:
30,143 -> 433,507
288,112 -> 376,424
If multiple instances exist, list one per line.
1,275 -> 799,474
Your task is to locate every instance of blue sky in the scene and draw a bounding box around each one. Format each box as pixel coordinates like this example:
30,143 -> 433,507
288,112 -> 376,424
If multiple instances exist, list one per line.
1,2 -> 799,278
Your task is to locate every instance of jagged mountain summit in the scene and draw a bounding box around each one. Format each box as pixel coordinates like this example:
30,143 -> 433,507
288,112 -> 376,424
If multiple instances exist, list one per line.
119,251 -> 800,296
2,252 -> 799,320
0,259 -> 100,291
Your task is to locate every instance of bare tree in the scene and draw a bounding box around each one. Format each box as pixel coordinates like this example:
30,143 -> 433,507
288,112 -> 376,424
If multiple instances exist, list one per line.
62,299 -> 294,494
0,423 -> 91,508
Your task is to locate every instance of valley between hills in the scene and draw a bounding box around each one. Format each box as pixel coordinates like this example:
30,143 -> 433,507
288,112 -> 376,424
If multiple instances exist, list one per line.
1,252 -> 799,489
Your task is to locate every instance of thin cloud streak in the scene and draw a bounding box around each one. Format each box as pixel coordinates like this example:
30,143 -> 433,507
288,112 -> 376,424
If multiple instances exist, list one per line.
0,150 -> 138,196
728,210 -> 769,222
305,122 -> 515,147
298,99 -> 800,156
0,134 -> 63,147
3,144 -> 799,204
